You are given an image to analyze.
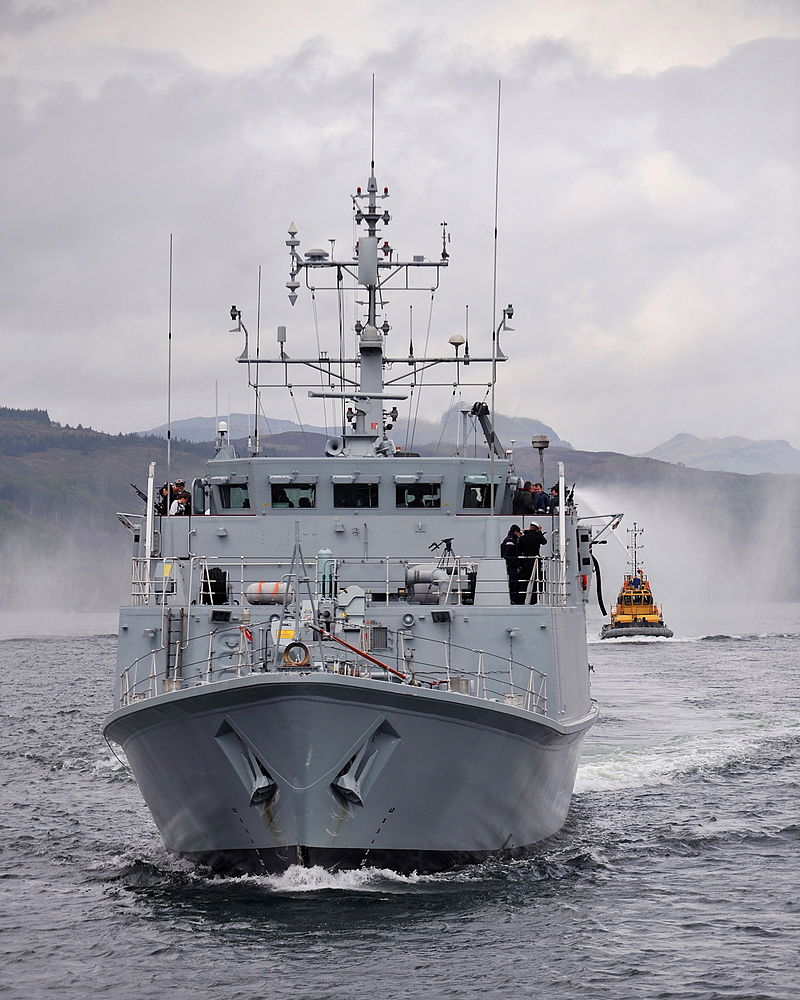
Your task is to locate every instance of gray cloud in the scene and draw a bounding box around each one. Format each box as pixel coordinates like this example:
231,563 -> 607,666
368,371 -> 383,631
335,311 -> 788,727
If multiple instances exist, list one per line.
0,0 -> 98,36
0,21 -> 797,453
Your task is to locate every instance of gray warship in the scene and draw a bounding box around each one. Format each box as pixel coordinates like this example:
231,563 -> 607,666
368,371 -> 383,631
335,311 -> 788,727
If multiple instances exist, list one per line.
104,156 -> 610,874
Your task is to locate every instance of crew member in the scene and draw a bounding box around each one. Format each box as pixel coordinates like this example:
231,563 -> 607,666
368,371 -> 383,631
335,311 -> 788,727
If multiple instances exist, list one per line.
531,483 -> 550,514
169,494 -> 190,516
171,479 -> 192,515
517,522 -> 548,604
155,483 -> 170,516
512,481 -> 535,516
501,524 -> 523,605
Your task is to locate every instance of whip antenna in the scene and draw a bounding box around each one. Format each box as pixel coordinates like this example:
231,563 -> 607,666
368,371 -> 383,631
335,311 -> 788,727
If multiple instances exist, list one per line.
490,81 -> 502,517
166,233 -> 173,503
254,264 -> 262,456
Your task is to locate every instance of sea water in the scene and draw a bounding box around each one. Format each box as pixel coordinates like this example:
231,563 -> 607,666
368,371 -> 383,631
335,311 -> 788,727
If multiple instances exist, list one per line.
0,606 -> 797,999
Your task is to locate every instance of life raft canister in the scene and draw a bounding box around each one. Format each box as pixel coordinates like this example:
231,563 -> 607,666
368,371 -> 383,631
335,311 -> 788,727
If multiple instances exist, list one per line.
246,581 -> 295,605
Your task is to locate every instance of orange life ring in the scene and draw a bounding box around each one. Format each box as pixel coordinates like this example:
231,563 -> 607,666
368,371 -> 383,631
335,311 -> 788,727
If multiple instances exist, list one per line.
282,641 -> 310,667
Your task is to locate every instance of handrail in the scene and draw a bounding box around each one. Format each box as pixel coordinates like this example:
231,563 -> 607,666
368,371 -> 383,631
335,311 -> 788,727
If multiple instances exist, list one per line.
117,619 -> 549,717
128,551 -> 567,609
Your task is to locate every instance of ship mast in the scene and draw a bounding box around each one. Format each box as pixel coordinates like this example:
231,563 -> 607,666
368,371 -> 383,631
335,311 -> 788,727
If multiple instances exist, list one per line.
347,160 -> 393,453
235,156 -> 510,459
627,522 -> 644,577
353,77 -> 392,450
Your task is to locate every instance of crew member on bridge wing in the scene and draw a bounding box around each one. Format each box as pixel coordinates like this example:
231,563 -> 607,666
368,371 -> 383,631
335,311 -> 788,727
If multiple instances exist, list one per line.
170,479 -> 192,515
530,483 -> 550,514
512,481 -> 535,516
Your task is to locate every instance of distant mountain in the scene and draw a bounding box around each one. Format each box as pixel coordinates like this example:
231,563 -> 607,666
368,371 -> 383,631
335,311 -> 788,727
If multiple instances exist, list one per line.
639,433 -> 800,475
141,414 -> 330,442
140,411 -> 571,450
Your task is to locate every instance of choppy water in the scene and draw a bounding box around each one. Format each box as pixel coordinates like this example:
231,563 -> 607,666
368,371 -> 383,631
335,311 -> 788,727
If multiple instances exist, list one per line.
1,607 -> 798,1000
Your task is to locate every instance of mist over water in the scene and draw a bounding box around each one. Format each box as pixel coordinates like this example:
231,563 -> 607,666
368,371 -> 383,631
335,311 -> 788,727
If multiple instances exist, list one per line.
576,482 -> 800,635
0,532 -> 129,614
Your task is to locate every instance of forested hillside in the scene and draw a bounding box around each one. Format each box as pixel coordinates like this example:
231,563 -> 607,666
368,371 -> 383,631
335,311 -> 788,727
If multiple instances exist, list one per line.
0,407 -> 208,527
0,408 -> 210,609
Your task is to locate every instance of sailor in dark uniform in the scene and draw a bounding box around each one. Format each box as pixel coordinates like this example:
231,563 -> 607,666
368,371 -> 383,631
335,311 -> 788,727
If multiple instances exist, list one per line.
171,479 -> 192,515
154,483 -> 170,516
517,522 -> 548,604
501,525 -> 523,604
512,481 -> 535,516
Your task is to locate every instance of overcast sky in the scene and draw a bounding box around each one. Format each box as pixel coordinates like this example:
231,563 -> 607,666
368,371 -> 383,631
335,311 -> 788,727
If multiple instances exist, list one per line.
1,0 -> 798,454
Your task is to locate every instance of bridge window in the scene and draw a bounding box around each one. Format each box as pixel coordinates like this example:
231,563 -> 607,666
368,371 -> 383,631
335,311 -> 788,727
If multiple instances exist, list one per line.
396,483 -> 441,508
463,483 -> 496,509
219,484 -> 250,509
271,483 -> 316,508
334,483 -> 379,508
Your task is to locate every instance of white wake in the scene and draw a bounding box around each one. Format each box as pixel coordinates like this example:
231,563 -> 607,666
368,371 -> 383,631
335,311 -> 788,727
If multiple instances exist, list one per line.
575,723 -> 797,794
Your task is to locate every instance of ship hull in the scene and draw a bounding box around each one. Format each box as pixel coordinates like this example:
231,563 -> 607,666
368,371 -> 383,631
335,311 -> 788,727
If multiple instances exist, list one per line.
182,842 -> 546,875
600,623 -> 673,639
104,673 -> 596,874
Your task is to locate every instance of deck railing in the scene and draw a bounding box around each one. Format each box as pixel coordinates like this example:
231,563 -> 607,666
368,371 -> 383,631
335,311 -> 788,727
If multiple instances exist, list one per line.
118,622 -> 548,718
128,552 -> 565,609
